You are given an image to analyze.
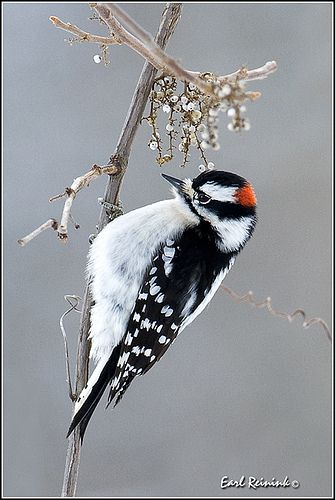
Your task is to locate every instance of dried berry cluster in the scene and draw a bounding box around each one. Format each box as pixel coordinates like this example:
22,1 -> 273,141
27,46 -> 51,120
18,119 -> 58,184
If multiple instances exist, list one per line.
142,72 -> 252,170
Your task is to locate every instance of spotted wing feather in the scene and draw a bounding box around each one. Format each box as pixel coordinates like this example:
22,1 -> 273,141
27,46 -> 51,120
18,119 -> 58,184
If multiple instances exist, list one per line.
107,241 -> 182,406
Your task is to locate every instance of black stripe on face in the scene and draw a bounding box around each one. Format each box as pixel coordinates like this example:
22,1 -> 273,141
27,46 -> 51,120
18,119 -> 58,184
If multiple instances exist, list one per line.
178,192 -> 200,219
206,200 -> 257,220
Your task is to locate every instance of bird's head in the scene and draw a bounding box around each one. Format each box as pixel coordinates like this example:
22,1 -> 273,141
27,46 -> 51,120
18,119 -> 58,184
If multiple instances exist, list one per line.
162,170 -> 257,253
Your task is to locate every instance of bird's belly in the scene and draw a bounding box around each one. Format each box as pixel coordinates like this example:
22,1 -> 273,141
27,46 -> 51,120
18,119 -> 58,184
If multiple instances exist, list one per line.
88,242 -> 150,362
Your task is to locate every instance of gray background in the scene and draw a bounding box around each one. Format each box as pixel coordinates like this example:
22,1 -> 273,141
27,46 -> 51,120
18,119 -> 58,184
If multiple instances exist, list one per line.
3,2 -> 332,497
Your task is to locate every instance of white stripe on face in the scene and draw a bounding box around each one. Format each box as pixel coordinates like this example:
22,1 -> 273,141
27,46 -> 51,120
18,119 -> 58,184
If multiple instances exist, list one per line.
209,215 -> 254,252
200,182 -> 237,203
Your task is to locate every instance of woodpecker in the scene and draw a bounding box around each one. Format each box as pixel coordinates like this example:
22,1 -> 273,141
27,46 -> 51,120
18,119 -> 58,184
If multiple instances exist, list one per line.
67,169 -> 257,441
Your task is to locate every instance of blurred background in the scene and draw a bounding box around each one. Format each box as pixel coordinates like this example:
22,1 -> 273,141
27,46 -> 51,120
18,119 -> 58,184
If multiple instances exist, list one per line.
3,2 -> 332,497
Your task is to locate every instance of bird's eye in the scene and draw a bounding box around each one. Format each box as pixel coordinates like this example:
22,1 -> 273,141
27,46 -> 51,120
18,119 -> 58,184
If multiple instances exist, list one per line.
195,192 -> 211,204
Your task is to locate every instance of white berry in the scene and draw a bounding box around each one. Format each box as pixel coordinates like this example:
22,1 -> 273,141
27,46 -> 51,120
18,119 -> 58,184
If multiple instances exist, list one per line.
93,54 -> 102,64
220,84 -> 231,96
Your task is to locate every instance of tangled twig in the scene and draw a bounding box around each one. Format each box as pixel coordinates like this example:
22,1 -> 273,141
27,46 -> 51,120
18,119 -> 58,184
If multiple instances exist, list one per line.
221,285 -> 332,342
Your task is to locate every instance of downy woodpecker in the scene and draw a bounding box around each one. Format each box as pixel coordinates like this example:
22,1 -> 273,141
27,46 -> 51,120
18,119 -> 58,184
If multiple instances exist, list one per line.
67,169 -> 257,440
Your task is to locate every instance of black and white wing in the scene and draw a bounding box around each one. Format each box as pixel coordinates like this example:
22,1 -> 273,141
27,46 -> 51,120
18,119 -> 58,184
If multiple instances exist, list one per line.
68,227 -> 235,441
108,227 -> 235,407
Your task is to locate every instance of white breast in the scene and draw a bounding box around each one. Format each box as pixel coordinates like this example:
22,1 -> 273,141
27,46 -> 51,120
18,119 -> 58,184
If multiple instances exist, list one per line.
88,198 -> 199,362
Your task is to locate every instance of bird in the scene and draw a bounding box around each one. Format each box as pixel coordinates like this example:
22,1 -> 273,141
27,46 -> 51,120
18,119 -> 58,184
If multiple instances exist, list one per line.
67,169 -> 257,441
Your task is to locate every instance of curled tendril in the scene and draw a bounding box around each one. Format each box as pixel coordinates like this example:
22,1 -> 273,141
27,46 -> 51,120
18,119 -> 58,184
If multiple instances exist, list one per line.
221,285 -> 331,343
59,295 -> 82,401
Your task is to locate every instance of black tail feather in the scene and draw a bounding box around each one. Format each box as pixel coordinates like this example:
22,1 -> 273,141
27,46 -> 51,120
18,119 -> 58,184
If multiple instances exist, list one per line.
66,344 -> 121,442
78,384 -> 107,443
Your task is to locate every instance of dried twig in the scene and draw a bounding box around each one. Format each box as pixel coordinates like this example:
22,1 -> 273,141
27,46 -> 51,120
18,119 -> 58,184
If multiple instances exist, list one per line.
18,163 -> 120,246
49,15 -> 121,45
93,3 -> 213,95
54,164 -> 120,242
50,3 -> 277,100
17,218 -> 58,247
59,295 -> 82,402
102,3 -> 278,89
216,60 -> 278,82
103,2 -> 154,48
221,285 -> 332,343
105,3 -> 278,85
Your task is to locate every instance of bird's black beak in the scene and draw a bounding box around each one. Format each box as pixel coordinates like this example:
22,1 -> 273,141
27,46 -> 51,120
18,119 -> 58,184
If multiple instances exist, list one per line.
161,173 -> 184,195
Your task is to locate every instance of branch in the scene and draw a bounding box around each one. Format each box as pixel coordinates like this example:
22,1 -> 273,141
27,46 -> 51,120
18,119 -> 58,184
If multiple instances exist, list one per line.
103,2 -> 155,48
50,3 -> 277,100
93,3 -> 213,95
17,218 -> 58,247
221,60 -> 278,82
18,163 -> 119,245
52,163 -> 119,242
61,4 -> 182,497
102,3 -> 278,86
221,285 -> 332,343
49,15 -> 121,45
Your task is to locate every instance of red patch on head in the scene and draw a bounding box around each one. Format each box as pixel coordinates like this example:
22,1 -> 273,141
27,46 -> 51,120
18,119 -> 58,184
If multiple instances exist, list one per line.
235,184 -> 257,207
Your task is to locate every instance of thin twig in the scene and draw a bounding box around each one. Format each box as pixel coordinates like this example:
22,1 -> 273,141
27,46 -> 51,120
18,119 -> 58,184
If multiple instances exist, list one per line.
49,15 -> 121,45
69,213 -> 80,230
221,285 -> 332,343
220,60 -> 278,82
59,295 -> 82,402
17,218 -> 58,246
49,190 -> 68,203
105,2 -> 154,47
